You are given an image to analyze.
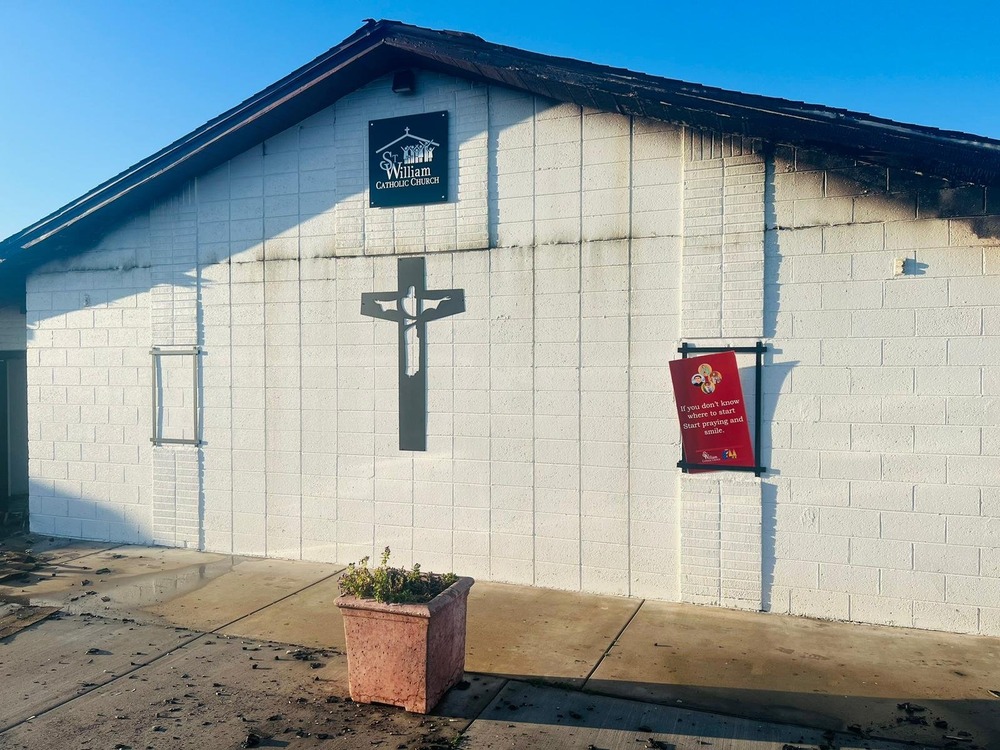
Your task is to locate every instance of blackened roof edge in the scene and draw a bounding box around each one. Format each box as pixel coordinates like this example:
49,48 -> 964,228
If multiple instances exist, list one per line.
3,18 -> 1000,276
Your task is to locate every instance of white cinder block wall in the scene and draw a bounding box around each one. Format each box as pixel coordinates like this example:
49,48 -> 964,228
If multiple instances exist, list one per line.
22,69 -> 1000,635
26,222 -> 152,542
763,149 -> 1000,634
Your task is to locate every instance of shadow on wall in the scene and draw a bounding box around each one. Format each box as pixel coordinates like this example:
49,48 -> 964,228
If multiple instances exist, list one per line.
755,144 -> 1000,619
26,481 -> 151,546
762,147 -> 1000,341
760,480 -> 781,613
22,77 -> 493,551
27,72 -> 491,328
818,157 -> 1000,243
756,350 -> 795,613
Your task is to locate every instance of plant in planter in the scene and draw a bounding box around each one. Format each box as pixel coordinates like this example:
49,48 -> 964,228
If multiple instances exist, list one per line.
335,547 -> 474,713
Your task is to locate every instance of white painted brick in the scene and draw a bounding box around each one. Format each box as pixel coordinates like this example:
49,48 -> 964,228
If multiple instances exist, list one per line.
849,593 -> 912,628
818,563 -> 878,595
771,559 -> 819,588
773,170 -> 824,202
789,477 -> 850,507
881,511 -> 946,543
946,396 -> 1000,426
850,423 -> 913,453
946,574 -> 1000,608
881,396 -> 945,425
946,514 -> 1000,547
851,308 -> 914,337
791,197 -> 852,227
791,310 -> 850,338
790,365 -> 852,395
792,253 -> 852,283
914,484 -> 980,516
769,449 -> 821,477
850,538 -> 912,570
820,507 -> 879,538
853,192 -> 916,223
947,336 -> 1000,367
883,338 -> 947,366
789,587 -> 850,620
914,425 -> 980,455
884,278 -> 949,309
882,453 -> 947,484
880,568 -> 945,602
912,601 -> 979,633
775,531 -> 849,564
981,547 -> 1000,577
885,219 -> 949,250
914,366 -> 981,397
820,451 -> 881,480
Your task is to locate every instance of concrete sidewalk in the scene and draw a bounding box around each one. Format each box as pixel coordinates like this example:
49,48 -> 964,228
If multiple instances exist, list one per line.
1,536 -> 998,749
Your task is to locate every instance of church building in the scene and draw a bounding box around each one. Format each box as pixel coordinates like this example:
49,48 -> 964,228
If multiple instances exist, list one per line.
1,20 -> 998,636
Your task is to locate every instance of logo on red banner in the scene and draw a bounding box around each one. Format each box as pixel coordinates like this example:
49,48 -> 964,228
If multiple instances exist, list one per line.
668,351 -> 754,472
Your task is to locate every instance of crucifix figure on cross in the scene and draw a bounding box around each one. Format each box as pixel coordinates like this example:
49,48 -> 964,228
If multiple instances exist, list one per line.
361,257 -> 465,451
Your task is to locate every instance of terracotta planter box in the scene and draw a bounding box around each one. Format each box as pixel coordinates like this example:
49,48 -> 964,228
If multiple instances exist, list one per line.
335,576 -> 474,713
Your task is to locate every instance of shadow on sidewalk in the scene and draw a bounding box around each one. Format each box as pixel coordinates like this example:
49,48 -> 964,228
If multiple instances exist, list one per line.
437,673 -> 995,750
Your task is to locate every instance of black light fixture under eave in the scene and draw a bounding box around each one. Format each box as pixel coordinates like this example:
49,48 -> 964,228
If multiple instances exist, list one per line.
392,69 -> 416,95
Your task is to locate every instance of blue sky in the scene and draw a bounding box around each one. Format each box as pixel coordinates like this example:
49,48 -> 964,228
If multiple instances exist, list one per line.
2,0 -> 999,240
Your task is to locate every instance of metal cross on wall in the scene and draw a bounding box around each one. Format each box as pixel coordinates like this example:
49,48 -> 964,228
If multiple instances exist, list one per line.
361,257 -> 465,451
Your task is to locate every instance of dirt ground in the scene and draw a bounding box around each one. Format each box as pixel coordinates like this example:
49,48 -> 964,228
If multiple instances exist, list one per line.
1,621 -> 474,750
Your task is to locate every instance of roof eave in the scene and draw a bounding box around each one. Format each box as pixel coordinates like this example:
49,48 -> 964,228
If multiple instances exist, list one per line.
4,19 -> 1000,278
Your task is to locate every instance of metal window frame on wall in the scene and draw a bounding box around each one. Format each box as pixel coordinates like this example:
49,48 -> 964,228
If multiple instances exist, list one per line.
150,346 -> 202,447
676,341 -> 767,477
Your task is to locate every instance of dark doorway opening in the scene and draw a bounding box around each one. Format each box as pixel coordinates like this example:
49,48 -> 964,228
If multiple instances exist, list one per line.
0,352 -> 28,525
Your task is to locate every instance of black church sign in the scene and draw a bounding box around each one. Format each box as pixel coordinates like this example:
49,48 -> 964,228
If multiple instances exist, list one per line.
361,257 -> 465,451
369,111 -> 449,208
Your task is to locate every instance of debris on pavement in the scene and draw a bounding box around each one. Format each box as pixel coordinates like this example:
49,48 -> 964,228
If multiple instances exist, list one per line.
0,603 -> 59,639
0,622 -> 466,750
0,551 -> 42,582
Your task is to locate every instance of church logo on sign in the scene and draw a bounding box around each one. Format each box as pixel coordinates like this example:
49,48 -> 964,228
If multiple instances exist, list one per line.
369,111 -> 449,208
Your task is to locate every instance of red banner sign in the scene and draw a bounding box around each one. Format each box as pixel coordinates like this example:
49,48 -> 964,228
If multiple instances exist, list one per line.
668,351 -> 754,471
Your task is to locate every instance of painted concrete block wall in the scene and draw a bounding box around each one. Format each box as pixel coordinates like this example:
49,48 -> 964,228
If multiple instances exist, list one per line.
26,215 -> 153,543
25,71 -> 684,601
24,64 -> 1000,635
763,147 -> 1000,635
198,235 -> 679,594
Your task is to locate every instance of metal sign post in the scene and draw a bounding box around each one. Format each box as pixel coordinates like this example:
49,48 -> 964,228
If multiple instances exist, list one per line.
675,341 -> 767,476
